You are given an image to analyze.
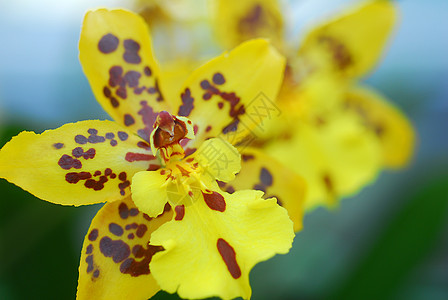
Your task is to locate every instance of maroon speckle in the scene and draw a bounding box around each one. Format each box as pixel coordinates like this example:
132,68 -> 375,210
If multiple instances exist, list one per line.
86,244 -> 93,254
88,229 -> 98,241
86,255 -> 94,272
175,205 -> 185,221
119,245 -> 164,277
109,66 -> 124,87
253,183 -> 266,193
137,141 -> 151,150
203,92 -> 212,100
75,135 -> 88,145
118,172 -> 127,181
226,186 -> 235,194
200,80 -> 211,89
72,147 -> 96,159
137,100 -> 159,142
125,152 -> 156,162
109,223 -> 124,236
202,191 -> 226,212
119,203 -> 129,219
128,233 -> 135,239
129,208 -> 139,216
126,223 -> 138,230
213,73 -> 225,85
222,119 -> 240,134
124,71 -> 141,87
116,86 -> 127,99
185,148 -> 197,157
94,171 -> 101,176
144,66 -> 152,76
110,140 -> 118,147
99,237 -> 130,263
178,88 -> 194,117
53,143 -> 64,149
260,168 -> 273,186
123,39 -> 141,64
117,131 -> 129,141
217,238 -> 241,279
136,224 -> 147,238
98,33 -> 119,54
148,87 -> 156,94
93,270 -> 100,278
242,154 -> 255,161
87,130 -> 106,144
65,172 -> 92,184
110,97 -> 119,108
84,176 -> 108,191
124,114 -> 135,126
118,180 -> 131,196
105,132 -> 115,139
58,155 -> 82,170
103,86 -> 112,98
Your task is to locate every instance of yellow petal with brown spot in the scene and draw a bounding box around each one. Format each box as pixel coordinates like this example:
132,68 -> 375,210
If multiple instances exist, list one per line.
218,147 -> 306,232
213,0 -> 285,50
175,39 -> 285,149
149,189 -> 294,300
77,197 -> 172,300
345,85 -> 415,168
0,120 -> 159,206
80,9 -> 172,143
298,0 -> 396,79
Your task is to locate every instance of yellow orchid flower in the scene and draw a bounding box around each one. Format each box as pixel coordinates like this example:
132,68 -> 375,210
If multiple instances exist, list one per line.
0,8 -> 305,300
213,0 -> 415,210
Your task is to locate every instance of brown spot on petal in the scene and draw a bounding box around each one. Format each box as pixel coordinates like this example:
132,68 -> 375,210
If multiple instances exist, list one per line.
136,224 -> 147,238
53,143 -> 64,149
65,172 -> 92,184
119,245 -> 164,277
242,154 -> 255,161
175,205 -> 185,221
178,88 -> 194,117
260,167 -> 273,186
125,153 -> 156,162
88,229 -> 98,241
119,202 -> 129,219
202,191 -> 226,212
217,238 -> 241,279
98,33 -> 119,54
99,237 -> 130,263
109,223 -> 124,236
123,39 -> 141,64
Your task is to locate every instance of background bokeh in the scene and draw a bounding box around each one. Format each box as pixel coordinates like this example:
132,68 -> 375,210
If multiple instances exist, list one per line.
0,0 -> 447,299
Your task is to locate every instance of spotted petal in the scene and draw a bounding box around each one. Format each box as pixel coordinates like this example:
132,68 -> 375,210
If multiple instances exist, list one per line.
149,189 -> 294,300
175,39 -> 286,148
298,1 -> 396,79
213,0 -> 284,50
344,86 -> 415,168
80,9 -> 171,142
77,197 -> 172,300
266,109 -> 382,210
0,120 -> 159,206
218,147 -> 305,232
